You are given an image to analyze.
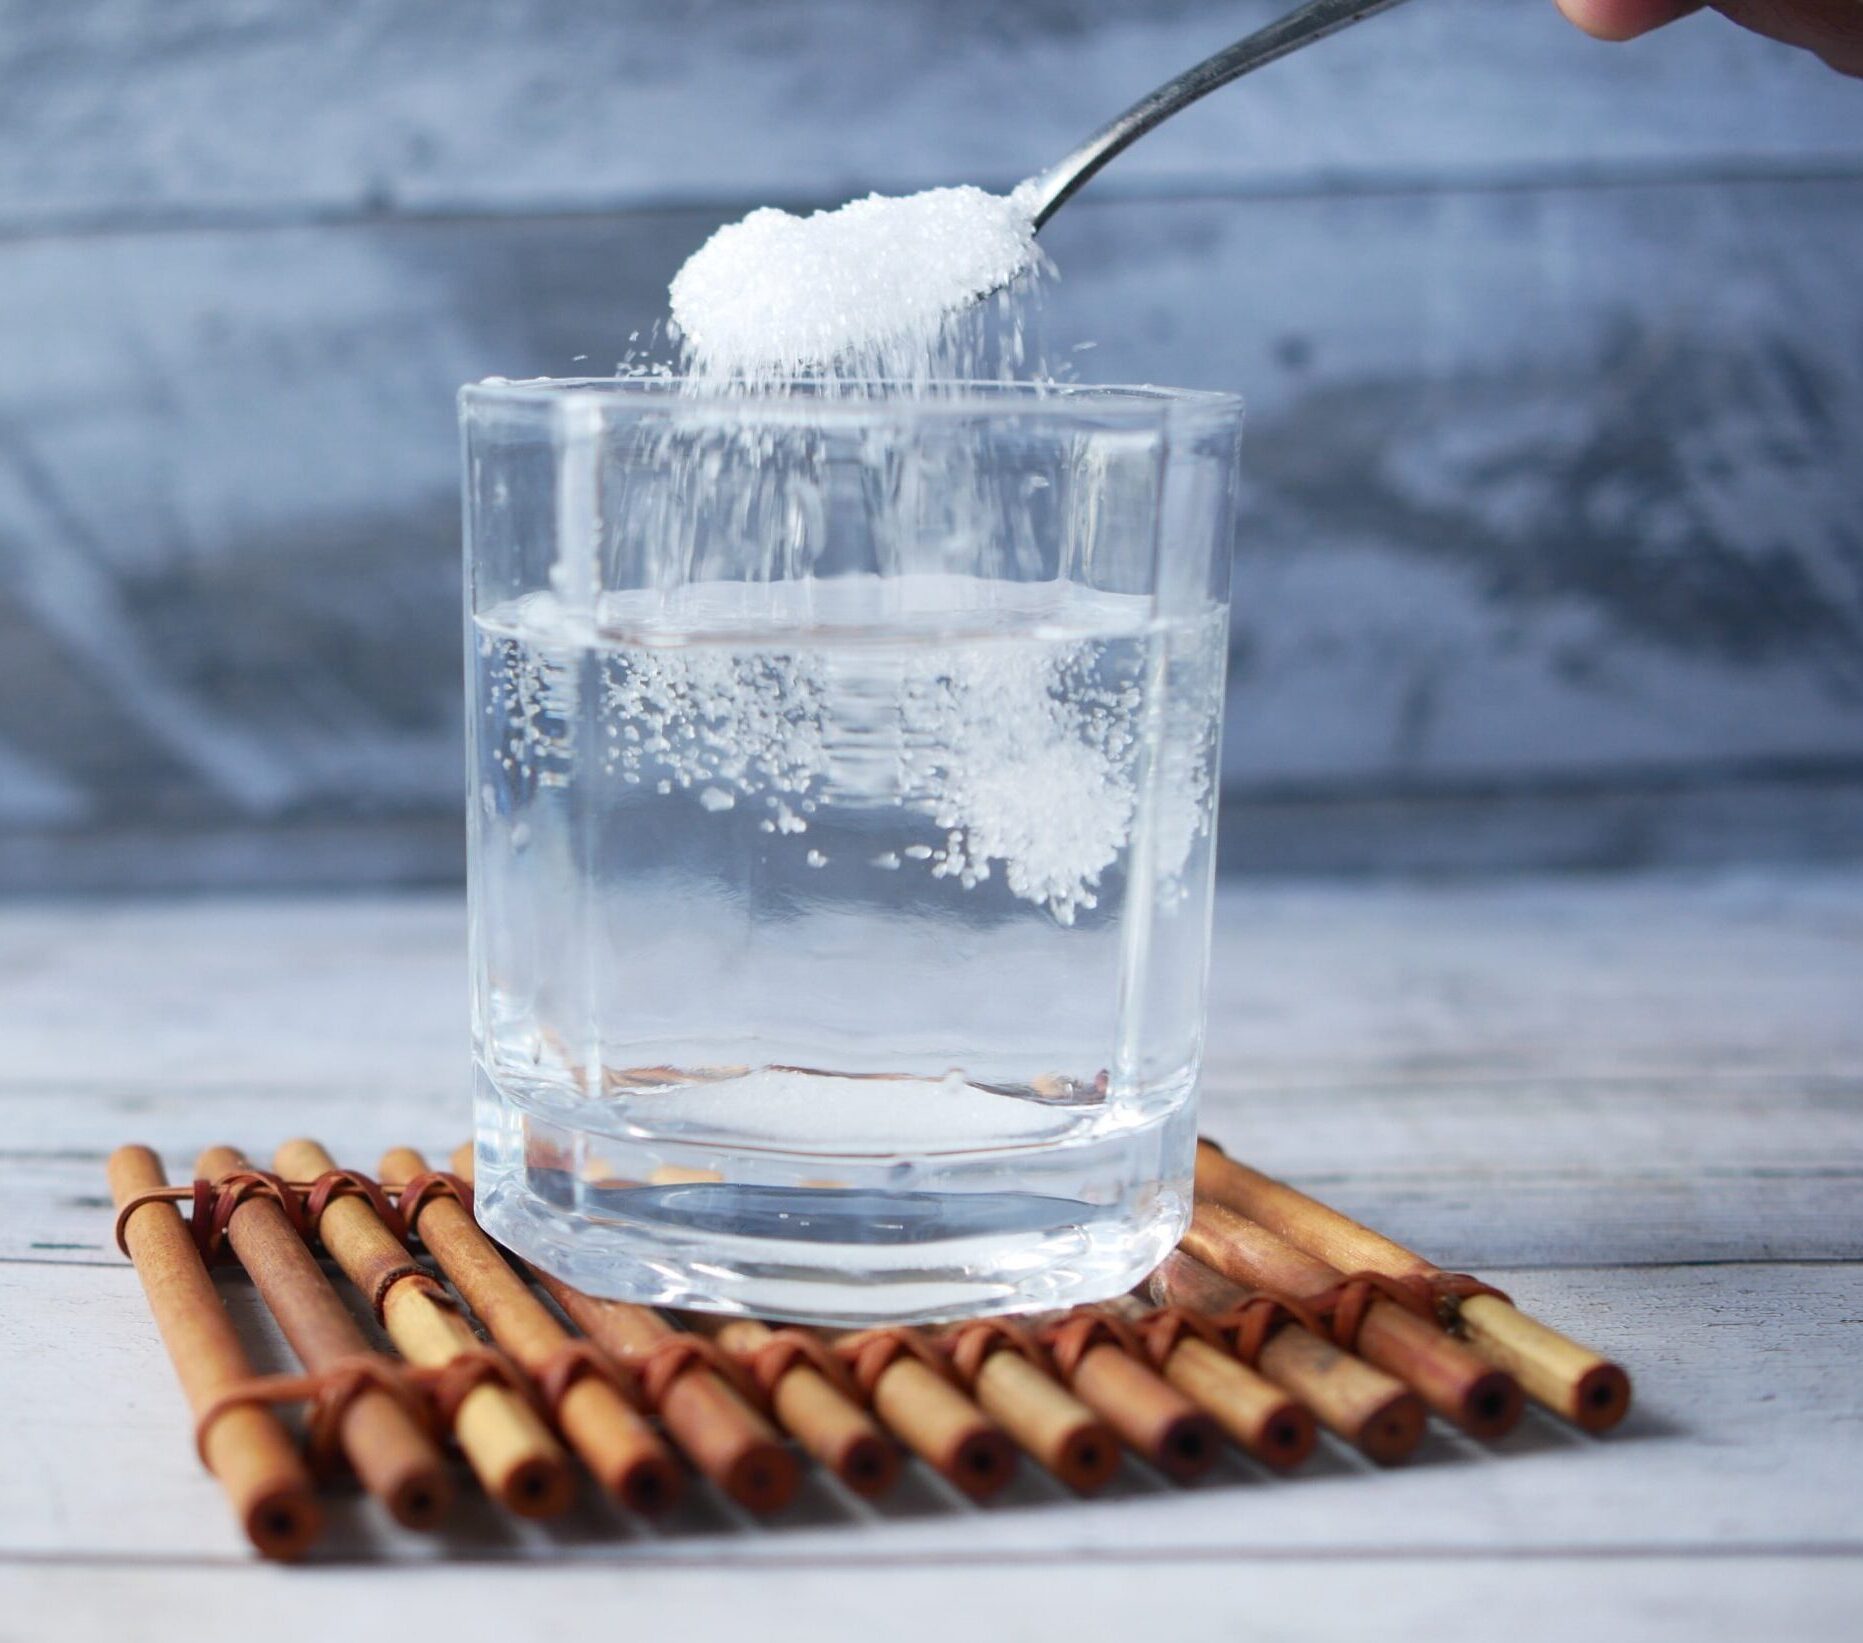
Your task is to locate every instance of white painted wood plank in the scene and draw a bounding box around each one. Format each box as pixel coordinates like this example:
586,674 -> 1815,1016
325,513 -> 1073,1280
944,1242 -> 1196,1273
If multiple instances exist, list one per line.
3,878 -> 1858,1626
5,875 -> 1858,1265
6,1557 -> 1861,1643
4,1 -> 1859,232
1200,872 -> 1863,1084
11,1081 -> 1860,1269
6,179 -> 1863,871
2,874 -> 1858,1097
3,1261 -> 1856,1563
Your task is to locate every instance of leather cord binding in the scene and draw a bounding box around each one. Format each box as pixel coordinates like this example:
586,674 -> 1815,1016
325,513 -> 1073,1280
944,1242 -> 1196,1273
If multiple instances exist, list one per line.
114,1170 -> 307,1266
1211,1292 -> 1324,1367
191,1355 -> 431,1474
189,1345 -> 537,1475
421,1346 -> 538,1429
1129,1304 -> 1235,1367
624,1332 -> 761,1412
532,1339 -> 639,1417
1302,1271 -> 1441,1352
944,1316 -> 1051,1384
395,1169 -> 473,1225
834,1326 -> 958,1401
304,1168 -> 407,1244
744,1326 -> 861,1404
1036,1307 -> 1147,1380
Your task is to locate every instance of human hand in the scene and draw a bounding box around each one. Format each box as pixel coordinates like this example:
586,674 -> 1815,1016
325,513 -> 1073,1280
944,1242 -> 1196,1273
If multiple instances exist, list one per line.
1555,1 -> 1863,75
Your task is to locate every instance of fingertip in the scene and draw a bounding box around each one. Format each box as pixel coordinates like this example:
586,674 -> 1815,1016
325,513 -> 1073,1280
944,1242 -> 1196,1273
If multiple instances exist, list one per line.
1555,0 -> 1704,42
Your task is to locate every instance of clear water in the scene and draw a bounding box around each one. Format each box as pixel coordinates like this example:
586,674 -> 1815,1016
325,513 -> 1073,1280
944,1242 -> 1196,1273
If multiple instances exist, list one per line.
470,573 -> 1227,1322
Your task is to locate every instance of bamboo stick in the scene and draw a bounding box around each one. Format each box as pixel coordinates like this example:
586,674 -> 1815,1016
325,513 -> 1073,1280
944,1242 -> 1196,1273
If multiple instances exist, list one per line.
275,1140 -> 573,1518
195,1145 -> 450,1527
447,1143 -> 796,1511
833,1329 -> 1018,1500
1027,1310 -> 1222,1481
108,1146 -> 323,1559
1195,1142 -> 1632,1431
380,1146 -> 682,1514
1100,1296 -> 1316,1471
533,1271 -> 799,1513
1182,1198 -> 1524,1440
1147,1251 -> 1425,1464
934,1325 -> 1120,1494
681,1313 -> 899,1497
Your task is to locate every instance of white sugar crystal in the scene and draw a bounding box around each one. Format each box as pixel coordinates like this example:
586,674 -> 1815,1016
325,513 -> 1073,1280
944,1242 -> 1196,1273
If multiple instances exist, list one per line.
669,185 -> 1039,379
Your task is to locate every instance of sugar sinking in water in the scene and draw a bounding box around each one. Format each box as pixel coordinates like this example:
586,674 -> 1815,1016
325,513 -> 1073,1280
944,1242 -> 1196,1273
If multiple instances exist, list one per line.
473,575 -> 1227,1133
484,577 -> 1217,927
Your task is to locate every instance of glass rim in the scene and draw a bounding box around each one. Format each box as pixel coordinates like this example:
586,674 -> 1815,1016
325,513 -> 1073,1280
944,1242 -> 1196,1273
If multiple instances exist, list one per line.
459,375 -> 1243,427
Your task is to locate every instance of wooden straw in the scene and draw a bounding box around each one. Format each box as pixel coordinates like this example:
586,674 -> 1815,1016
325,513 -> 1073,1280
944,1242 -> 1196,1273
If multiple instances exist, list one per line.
935,1325 -> 1121,1494
681,1313 -> 900,1498
380,1146 -> 682,1514
195,1145 -> 450,1528
275,1140 -> 573,1518
1147,1251 -> 1426,1464
1195,1142 -> 1632,1432
1182,1198 -> 1524,1440
532,1271 -> 800,1513
1028,1310 -> 1223,1481
1101,1296 -> 1316,1471
832,1329 -> 1018,1500
447,1142 -> 796,1511
108,1146 -> 323,1560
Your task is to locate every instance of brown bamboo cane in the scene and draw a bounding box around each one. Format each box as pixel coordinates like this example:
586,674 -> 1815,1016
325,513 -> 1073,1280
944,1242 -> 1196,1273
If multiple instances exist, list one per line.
1099,1296 -> 1316,1470
275,1140 -> 573,1518
380,1146 -> 682,1513
447,1143 -> 797,1511
1146,1251 -> 1426,1464
195,1145 -> 450,1527
931,1326 -> 1121,1494
532,1271 -> 800,1513
828,1328 -> 1018,1500
1182,1198 -> 1523,1440
1195,1141 -> 1632,1431
108,1146 -> 324,1559
680,1313 -> 900,1497
1024,1310 -> 1223,1481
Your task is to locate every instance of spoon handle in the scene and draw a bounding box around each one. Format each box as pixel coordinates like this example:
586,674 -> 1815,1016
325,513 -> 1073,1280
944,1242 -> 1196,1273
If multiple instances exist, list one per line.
1026,0 -> 1421,229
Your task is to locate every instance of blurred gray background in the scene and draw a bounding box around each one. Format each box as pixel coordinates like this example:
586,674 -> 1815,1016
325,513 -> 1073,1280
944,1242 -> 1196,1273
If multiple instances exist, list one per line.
1,0 -> 1858,893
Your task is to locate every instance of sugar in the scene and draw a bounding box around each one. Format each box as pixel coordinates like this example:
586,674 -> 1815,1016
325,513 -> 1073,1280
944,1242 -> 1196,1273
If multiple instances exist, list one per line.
669,184 -> 1039,380
553,575 -> 1163,922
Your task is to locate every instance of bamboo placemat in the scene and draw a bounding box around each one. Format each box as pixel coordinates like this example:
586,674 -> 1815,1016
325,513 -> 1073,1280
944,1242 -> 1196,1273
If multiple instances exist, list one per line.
106,1135 -> 1631,1560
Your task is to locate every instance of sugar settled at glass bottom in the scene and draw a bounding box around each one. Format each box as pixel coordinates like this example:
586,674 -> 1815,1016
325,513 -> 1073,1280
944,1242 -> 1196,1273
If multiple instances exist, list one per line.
471,575 -> 1227,1323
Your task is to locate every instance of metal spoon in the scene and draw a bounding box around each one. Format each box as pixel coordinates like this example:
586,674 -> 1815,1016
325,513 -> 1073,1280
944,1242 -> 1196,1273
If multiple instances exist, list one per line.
1024,0 -> 1421,230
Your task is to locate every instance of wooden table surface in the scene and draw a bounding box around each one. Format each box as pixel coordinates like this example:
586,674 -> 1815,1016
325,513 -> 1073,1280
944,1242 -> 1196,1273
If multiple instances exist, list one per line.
3,871 -> 1860,1640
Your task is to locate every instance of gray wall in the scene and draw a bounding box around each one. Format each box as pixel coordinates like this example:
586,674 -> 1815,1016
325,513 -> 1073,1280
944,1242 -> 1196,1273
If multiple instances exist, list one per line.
1,0 -> 1859,890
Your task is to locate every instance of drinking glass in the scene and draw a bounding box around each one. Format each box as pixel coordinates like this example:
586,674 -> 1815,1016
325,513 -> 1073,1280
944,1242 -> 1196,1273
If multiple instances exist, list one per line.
462,378 -> 1241,1322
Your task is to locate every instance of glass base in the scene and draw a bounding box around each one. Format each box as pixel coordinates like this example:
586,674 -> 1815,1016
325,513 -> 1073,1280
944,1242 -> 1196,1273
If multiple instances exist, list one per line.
471,1067 -> 1196,1325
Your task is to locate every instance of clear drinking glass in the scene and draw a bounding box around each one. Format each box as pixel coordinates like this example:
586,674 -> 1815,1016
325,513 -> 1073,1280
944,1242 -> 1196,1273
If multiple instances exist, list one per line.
463,378 -> 1241,1323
